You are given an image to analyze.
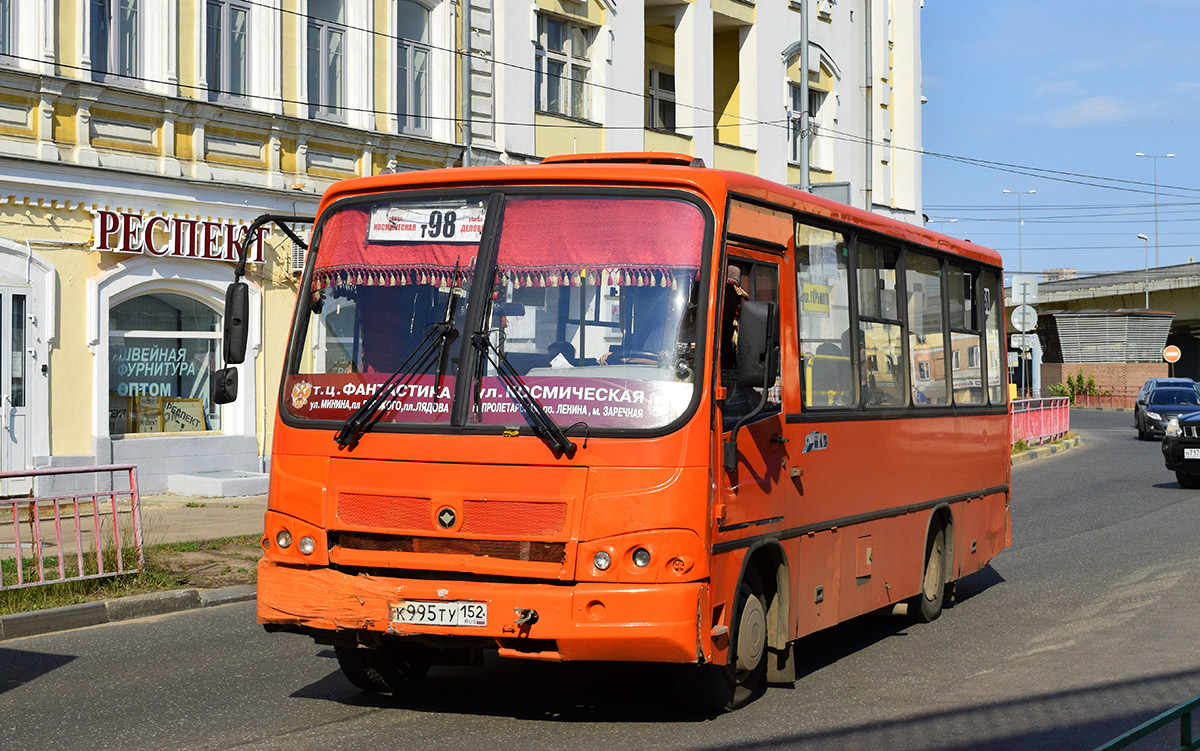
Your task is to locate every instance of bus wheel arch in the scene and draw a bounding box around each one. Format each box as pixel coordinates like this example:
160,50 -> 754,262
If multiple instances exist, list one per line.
911,505 -> 954,623
732,543 -> 793,704
686,542 -> 790,711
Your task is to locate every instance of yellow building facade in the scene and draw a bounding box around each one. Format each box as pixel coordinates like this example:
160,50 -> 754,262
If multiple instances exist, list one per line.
0,0 -> 922,494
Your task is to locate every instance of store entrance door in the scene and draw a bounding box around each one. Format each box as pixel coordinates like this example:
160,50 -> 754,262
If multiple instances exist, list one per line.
0,287 -> 31,496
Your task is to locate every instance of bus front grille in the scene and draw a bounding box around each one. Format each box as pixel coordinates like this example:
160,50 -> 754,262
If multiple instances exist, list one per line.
335,531 -> 566,564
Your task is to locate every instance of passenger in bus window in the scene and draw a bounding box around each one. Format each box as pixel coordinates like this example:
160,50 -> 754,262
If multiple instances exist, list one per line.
721,264 -> 749,369
859,335 -> 886,406
547,340 -> 576,368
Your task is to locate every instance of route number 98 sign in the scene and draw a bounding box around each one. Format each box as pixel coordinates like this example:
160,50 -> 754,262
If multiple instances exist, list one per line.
369,201 -> 488,243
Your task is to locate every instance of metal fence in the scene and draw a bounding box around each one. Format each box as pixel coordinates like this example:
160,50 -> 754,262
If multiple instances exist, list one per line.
1011,397 -> 1071,446
1071,386 -> 1139,410
0,465 -> 143,591
1093,692 -> 1200,750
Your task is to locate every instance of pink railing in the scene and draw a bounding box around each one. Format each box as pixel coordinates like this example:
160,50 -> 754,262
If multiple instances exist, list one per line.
0,464 -> 143,591
1010,397 -> 1070,446
1071,387 -> 1138,410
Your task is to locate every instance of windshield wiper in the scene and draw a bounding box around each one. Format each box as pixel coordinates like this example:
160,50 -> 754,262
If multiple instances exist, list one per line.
334,270 -> 462,450
332,321 -> 454,449
471,330 -> 577,458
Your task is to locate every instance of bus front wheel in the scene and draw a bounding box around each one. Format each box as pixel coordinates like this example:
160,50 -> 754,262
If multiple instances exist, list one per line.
335,642 -> 429,695
681,571 -> 768,712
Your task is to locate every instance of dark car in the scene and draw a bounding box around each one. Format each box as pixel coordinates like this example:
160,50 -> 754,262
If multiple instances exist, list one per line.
1138,387 -> 1200,440
1135,378 -> 1200,439
1161,412 -> 1200,488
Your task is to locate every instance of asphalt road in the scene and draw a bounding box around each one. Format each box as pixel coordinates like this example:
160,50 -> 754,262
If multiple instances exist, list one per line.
4,408 -> 1199,751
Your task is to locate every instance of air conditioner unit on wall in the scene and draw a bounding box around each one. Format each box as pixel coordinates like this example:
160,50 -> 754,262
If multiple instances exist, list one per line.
289,241 -> 307,276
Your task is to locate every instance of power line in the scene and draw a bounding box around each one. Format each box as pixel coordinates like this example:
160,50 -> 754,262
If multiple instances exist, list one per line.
25,6 -> 1200,209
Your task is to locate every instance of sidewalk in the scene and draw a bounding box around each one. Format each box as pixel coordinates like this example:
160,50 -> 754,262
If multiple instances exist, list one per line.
138,492 -> 268,546
0,492 -> 267,642
1011,435 -> 1082,465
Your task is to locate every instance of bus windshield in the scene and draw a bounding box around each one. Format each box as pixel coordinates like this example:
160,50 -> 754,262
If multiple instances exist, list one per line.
284,191 -> 708,432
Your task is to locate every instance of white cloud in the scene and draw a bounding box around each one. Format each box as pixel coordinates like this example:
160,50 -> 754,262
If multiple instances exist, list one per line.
1044,96 -> 1134,128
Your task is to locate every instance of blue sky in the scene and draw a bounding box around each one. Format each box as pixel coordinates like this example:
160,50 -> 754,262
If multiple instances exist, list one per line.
920,1 -> 1200,278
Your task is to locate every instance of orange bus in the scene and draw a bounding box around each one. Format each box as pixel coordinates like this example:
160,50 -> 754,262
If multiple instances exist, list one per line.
216,153 -> 1011,710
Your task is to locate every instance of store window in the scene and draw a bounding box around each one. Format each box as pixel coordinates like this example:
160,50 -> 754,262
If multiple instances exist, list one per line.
108,293 -> 222,435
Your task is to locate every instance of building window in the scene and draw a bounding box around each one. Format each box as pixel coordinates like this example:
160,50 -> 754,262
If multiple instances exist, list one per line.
90,0 -> 140,82
108,293 -> 222,435
808,89 -> 827,165
646,68 -> 675,131
0,0 -> 12,60
397,0 -> 430,134
790,84 -> 828,166
206,0 -> 249,101
789,84 -> 804,162
535,14 -> 592,120
307,0 -> 345,119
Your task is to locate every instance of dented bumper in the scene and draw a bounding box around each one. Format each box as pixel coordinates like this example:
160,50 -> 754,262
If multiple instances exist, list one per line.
257,559 -> 708,663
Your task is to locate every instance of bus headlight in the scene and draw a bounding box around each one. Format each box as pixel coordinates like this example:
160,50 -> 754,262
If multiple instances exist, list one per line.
298,536 -> 317,555
593,551 -> 612,571
275,529 -> 293,549
632,548 -> 652,568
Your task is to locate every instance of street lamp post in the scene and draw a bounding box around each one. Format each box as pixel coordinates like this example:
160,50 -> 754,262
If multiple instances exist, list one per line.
1002,189 -> 1036,276
1135,152 -> 1175,267
1137,233 -> 1150,309
930,218 -> 957,233
1003,189 -> 1036,398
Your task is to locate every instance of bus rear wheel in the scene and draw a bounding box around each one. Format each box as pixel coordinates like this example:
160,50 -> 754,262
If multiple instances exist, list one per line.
910,527 -> 948,623
680,572 -> 768,712
334,642 -> 429,695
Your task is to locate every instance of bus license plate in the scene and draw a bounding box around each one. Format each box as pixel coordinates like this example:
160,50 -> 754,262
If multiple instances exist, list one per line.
390,600 -> 488,627
1185,448 -> 1200,459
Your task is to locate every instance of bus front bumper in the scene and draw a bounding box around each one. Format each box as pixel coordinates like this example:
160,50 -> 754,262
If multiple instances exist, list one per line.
257,560 -> 709,664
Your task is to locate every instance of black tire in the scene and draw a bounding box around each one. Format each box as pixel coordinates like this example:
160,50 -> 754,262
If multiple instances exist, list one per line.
1177,471 -> 1200,489
679,571 -> 769,712
335,643 -> 430,695
910,527 -> 948,623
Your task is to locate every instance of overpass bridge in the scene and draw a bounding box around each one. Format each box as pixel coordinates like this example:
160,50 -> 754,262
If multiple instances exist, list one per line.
1005,262 -> 1200,388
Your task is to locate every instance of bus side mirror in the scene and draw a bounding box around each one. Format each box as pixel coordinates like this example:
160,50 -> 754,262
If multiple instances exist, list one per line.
223,282 -> 250,365
213,366 -> 238,404
737,301 -> 779,387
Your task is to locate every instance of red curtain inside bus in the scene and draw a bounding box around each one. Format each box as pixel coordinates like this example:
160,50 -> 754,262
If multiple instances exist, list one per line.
311,196 -> 705,291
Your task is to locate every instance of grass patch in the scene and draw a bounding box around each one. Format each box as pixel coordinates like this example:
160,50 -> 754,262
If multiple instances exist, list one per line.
1011,432 -> 1078,456
0,534 -> 261,616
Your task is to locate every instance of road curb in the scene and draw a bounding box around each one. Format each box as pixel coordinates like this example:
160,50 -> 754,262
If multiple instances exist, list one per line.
1011,435 -> 1082,465
0,584 -> 256,642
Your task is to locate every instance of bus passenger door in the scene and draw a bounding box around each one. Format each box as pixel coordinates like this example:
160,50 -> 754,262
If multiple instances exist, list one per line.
717,255 -> 793,531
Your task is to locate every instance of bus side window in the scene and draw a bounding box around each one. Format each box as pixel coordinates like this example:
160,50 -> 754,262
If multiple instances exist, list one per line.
797,222 -> 856,408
